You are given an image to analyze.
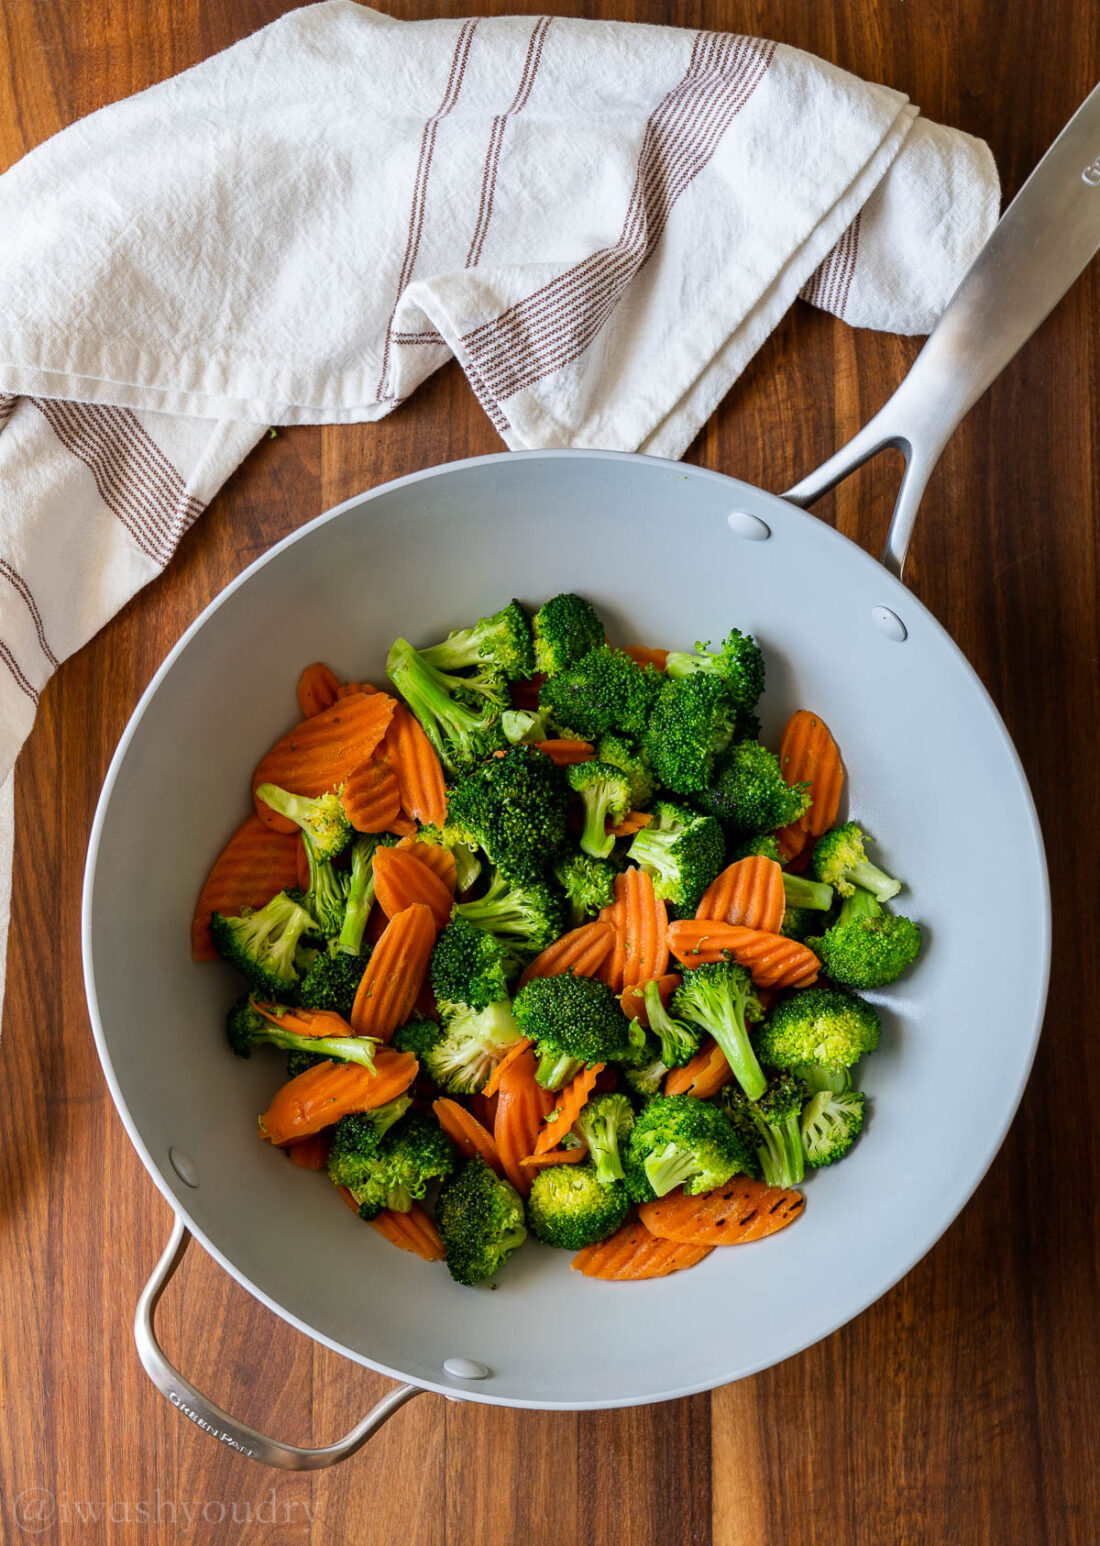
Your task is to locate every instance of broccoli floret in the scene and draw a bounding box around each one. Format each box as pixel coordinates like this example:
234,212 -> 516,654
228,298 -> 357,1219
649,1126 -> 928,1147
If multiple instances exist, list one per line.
226,995 -> 380,1070
513,974 -> 638,1090
300,846 -> 350,938
567,760 -> 632,860
780,906 -> 818,942
390,1017 -> 446,1060
671,962 -> 766,1101
210,891 -> 319,999
624,1093 -> 755,1201
326,1098 -> 415,1189
729,833 -> 782,863
595,733 -> 658,809
782,872 -> 834,911
285,1048 -> 325,1078
628,799 -> 725,913
453,866 -> 567,963
800,1088 -> 866,1166
644,675 -> 738,796
446,746 -> 570,880
253,783 -> 352,864
436,1156 -> 528,1285
342,1112 -> 455,1216
532,593 -> 606,676
553,846 -> 619,926
702,741 -> 811,833
642,977 -> 702,1068
810,887 -> 921,988
723,1071 -> 807,1188
539,645 -> 661,740
755,987 -> 880,1084
664,629 -> 765,716
386,637 -> 507,774
424,1000 -> 524,1094
416,823 -> 483,894
574,1092 -> 635,1185
430,916 -> 513,1013
527,1162 -> 630,1249
501,707 -> 551,745
811,822 -> 902,901
622,1054 -> 669,1100
336,833 -> 394,956
296,944 -> 370,1016
419,599 -> 534,682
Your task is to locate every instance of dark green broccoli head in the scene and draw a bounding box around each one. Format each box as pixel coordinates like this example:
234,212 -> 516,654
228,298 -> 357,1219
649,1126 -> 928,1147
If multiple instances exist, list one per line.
453,866 -> 568,962
645,674 -> 739,796
527,1162 -> 631,1249
419,599 -> 534,681
811,822 -> 902,902
729,832 -> 782,863
386,637 -> 507,774
296,945 -> 369,1017
422,1000 -> 524,1094
513,973 -> 638,1089
664,628 -> 765,715
595,733 -> 658,809
539,645 -> 662,740
624,1093 -> 755,1201
341,1111 -> 456,1215
210,890 -> 318,999
671,961 -> 766,1100
446,746 -> 570,880
253,785 -> 352,865
800,1088 -> 866,1167
430,916 -> 513,1013
811,887 -> 921,988
780,906 -> 818,942
285,1047 -> 325,1078
390,1017 -> 446,1060
628,799 -> 725,913
553,845 -> 619,925
567,759 -> 633,860
702,740 -> 811,833
532,593 -> 606,676
755,987 -> 880,1076
642,977 -> 703,1068
436,1156 -> 528,1286
574,1092 -> 635,1185
326,1097 -> 414,1189
722,1070 -> 807,1188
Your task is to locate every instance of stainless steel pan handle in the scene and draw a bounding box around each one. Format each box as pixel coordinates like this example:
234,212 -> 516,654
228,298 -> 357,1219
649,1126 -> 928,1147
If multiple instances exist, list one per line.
784,81 -> 1100,578
136,1216 -> 425,1469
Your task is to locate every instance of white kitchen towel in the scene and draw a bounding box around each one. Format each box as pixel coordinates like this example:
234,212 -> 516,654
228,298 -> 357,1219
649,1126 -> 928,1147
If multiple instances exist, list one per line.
0,2 -> 999,1012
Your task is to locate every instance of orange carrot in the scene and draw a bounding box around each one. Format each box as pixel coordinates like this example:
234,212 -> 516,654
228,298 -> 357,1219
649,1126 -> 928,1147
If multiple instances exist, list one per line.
695,856 -> 785,933
296,834 -> 311,892
609,810 -> 653,837
533,739 -> 594,767
572,1219 -> 712,1279
413,975 -> 439,1022
667,921 -> 821,988
520,1148 -> 587,1169
258,1050 -> 418,1145
350,904 -> 438,1040
191,814 -> 301,960
287,1133 -> 330,1170
432,1098 -> 503,1172
341,760 -> 403,833
619,868 -> 669,989
372,847 -> 453,930
251,1001 -> 362,1041
469,1090 -> 499,1131
370,1203 -> 445,1261
621,645 -> 668,671
533,1064 -> 602,1154
779,709 -> 845,839
395,836 -> 457,893
638,1179 -> 805,1245
337,1183 -> 362,1215
663,1038 -> 733,1098
297,662 -> 342,719
253,693 -> 397,831
596,891 -> 627,992
493,1046 -> 554,1198
388,814 -> 418,837
517,921 -> 615,989
481,1038 -> 534,1099
376,702 -> 448,828
336,680 -> 380,698
620,972 -> 681,1027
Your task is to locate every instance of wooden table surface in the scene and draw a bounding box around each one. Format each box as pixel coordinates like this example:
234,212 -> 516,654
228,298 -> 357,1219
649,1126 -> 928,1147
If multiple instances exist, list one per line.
2,2 -> 1098,1542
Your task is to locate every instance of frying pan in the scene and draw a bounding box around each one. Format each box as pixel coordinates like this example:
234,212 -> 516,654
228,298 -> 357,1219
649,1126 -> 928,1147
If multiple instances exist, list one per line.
82,86 -> 1100,1468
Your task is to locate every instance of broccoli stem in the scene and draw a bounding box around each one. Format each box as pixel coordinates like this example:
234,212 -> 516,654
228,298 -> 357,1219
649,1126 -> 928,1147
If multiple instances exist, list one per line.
781,872 -> 834,911
579,800 -> 614,861
264,1027 -> 378,1070
757,1116 -> 805,1188
643,1143 -> 700,1198
847,859 -> 901,903
536,1050 -> 584,1090
837,886 -> 882,924
337,835 -> 377,955
796,1064 -> 852,1095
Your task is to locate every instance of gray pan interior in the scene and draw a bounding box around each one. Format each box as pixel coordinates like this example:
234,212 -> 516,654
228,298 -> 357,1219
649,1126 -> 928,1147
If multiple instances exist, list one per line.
82,449 -> 1049,1409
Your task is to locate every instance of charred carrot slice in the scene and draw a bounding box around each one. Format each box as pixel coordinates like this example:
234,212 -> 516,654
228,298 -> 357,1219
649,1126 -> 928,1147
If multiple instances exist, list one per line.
620,868 -> 669,989
517,921 -> 615,989
191,814 -> 301,960
297,662 -> 342,719
638,1178 -> 805,1245
609,810 -> 653,837
336,680 -> 380,698
395,836 -> 457,893
667,921 -> 821,988
695,856 -> 785,933
622,645 -> 668,671
520,1148 -> 588,1169
779,710 -> 844,839
372,847 -> 453,929
663,1038 -> 733,1098
573,1219 -> 712,1279
253,693 -> 397,831
620,972 -> 681,1027
432,1098 -> 503,1172
494,1046 -> 555,1198
376,702 -> 447,828
481,1038 -> 533,1099
287,1132 -> 330,1170
534,1064 -> 602,1154
533,739 -> 594,767
350,904 -> 438,1040
341,760 -> 402,833
370,1203 -> 445,1261
251,1002 -> 359,1040
258,1050 -> 418,1145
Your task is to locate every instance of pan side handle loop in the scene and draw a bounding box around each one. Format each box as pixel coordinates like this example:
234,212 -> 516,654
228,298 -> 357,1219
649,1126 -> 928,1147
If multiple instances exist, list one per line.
784,80 -> 1100,579
135,1215 -> 425,1469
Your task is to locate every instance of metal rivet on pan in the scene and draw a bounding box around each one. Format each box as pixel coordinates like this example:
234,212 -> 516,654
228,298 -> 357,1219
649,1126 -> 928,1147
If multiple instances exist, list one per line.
871,606 -> 908,642
727,510 -> 771,541
443,1358 -> 491,1380
168,1147 -> 199,1188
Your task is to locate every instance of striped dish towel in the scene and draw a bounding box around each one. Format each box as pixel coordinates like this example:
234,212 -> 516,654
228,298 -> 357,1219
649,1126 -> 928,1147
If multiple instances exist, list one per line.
0,2 -> 998,1009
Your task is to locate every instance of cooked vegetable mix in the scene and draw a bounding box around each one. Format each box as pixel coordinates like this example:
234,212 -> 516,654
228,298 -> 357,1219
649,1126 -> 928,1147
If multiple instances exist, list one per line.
196,593 -> 923,1285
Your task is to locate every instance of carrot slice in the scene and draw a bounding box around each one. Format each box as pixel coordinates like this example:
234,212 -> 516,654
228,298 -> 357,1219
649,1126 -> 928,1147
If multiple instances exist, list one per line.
337,1183 -> 362,1215
376,702 -> 448,828
432,1098 -> 503,1172
493,1046 -> 555,1198
621,645 -> 668,671
639,1179 -> 805,1245
469,1090 -> 499,1131
609,810 -> 653,837
191,814 -> 301,961
620,972 -> 681,1028
619,868 -> 669,990
517,921 -> 615,989
350,904 -> 438,1040
520,1148 -> 587,1169
258,1050 -> 418,1145
667,921 -> 821,989
395,836 -> 457,893
779,709 -> 845,839
370,1202 -> 445,1261
296,834 -> 311,892
336,680 -> 380,698
251,1002 -> 360,1041
287,1132 -> 330,1170
534,1063 -> 602,1154
341,760 -> 403,833
253,693 -> 397,831
481,1038 -> 534,1099
533,739 -> 594,767
596,890 -> 627,992
372,847 -> 453,929
297,663 -> 342,719
663,1037 -> 733,1098
573,1219 -> 712,1279
695,856 -> 785,933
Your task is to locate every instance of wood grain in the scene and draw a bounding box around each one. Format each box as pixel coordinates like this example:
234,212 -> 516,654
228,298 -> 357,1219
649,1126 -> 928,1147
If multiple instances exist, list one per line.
1,2 -> 1098,1543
